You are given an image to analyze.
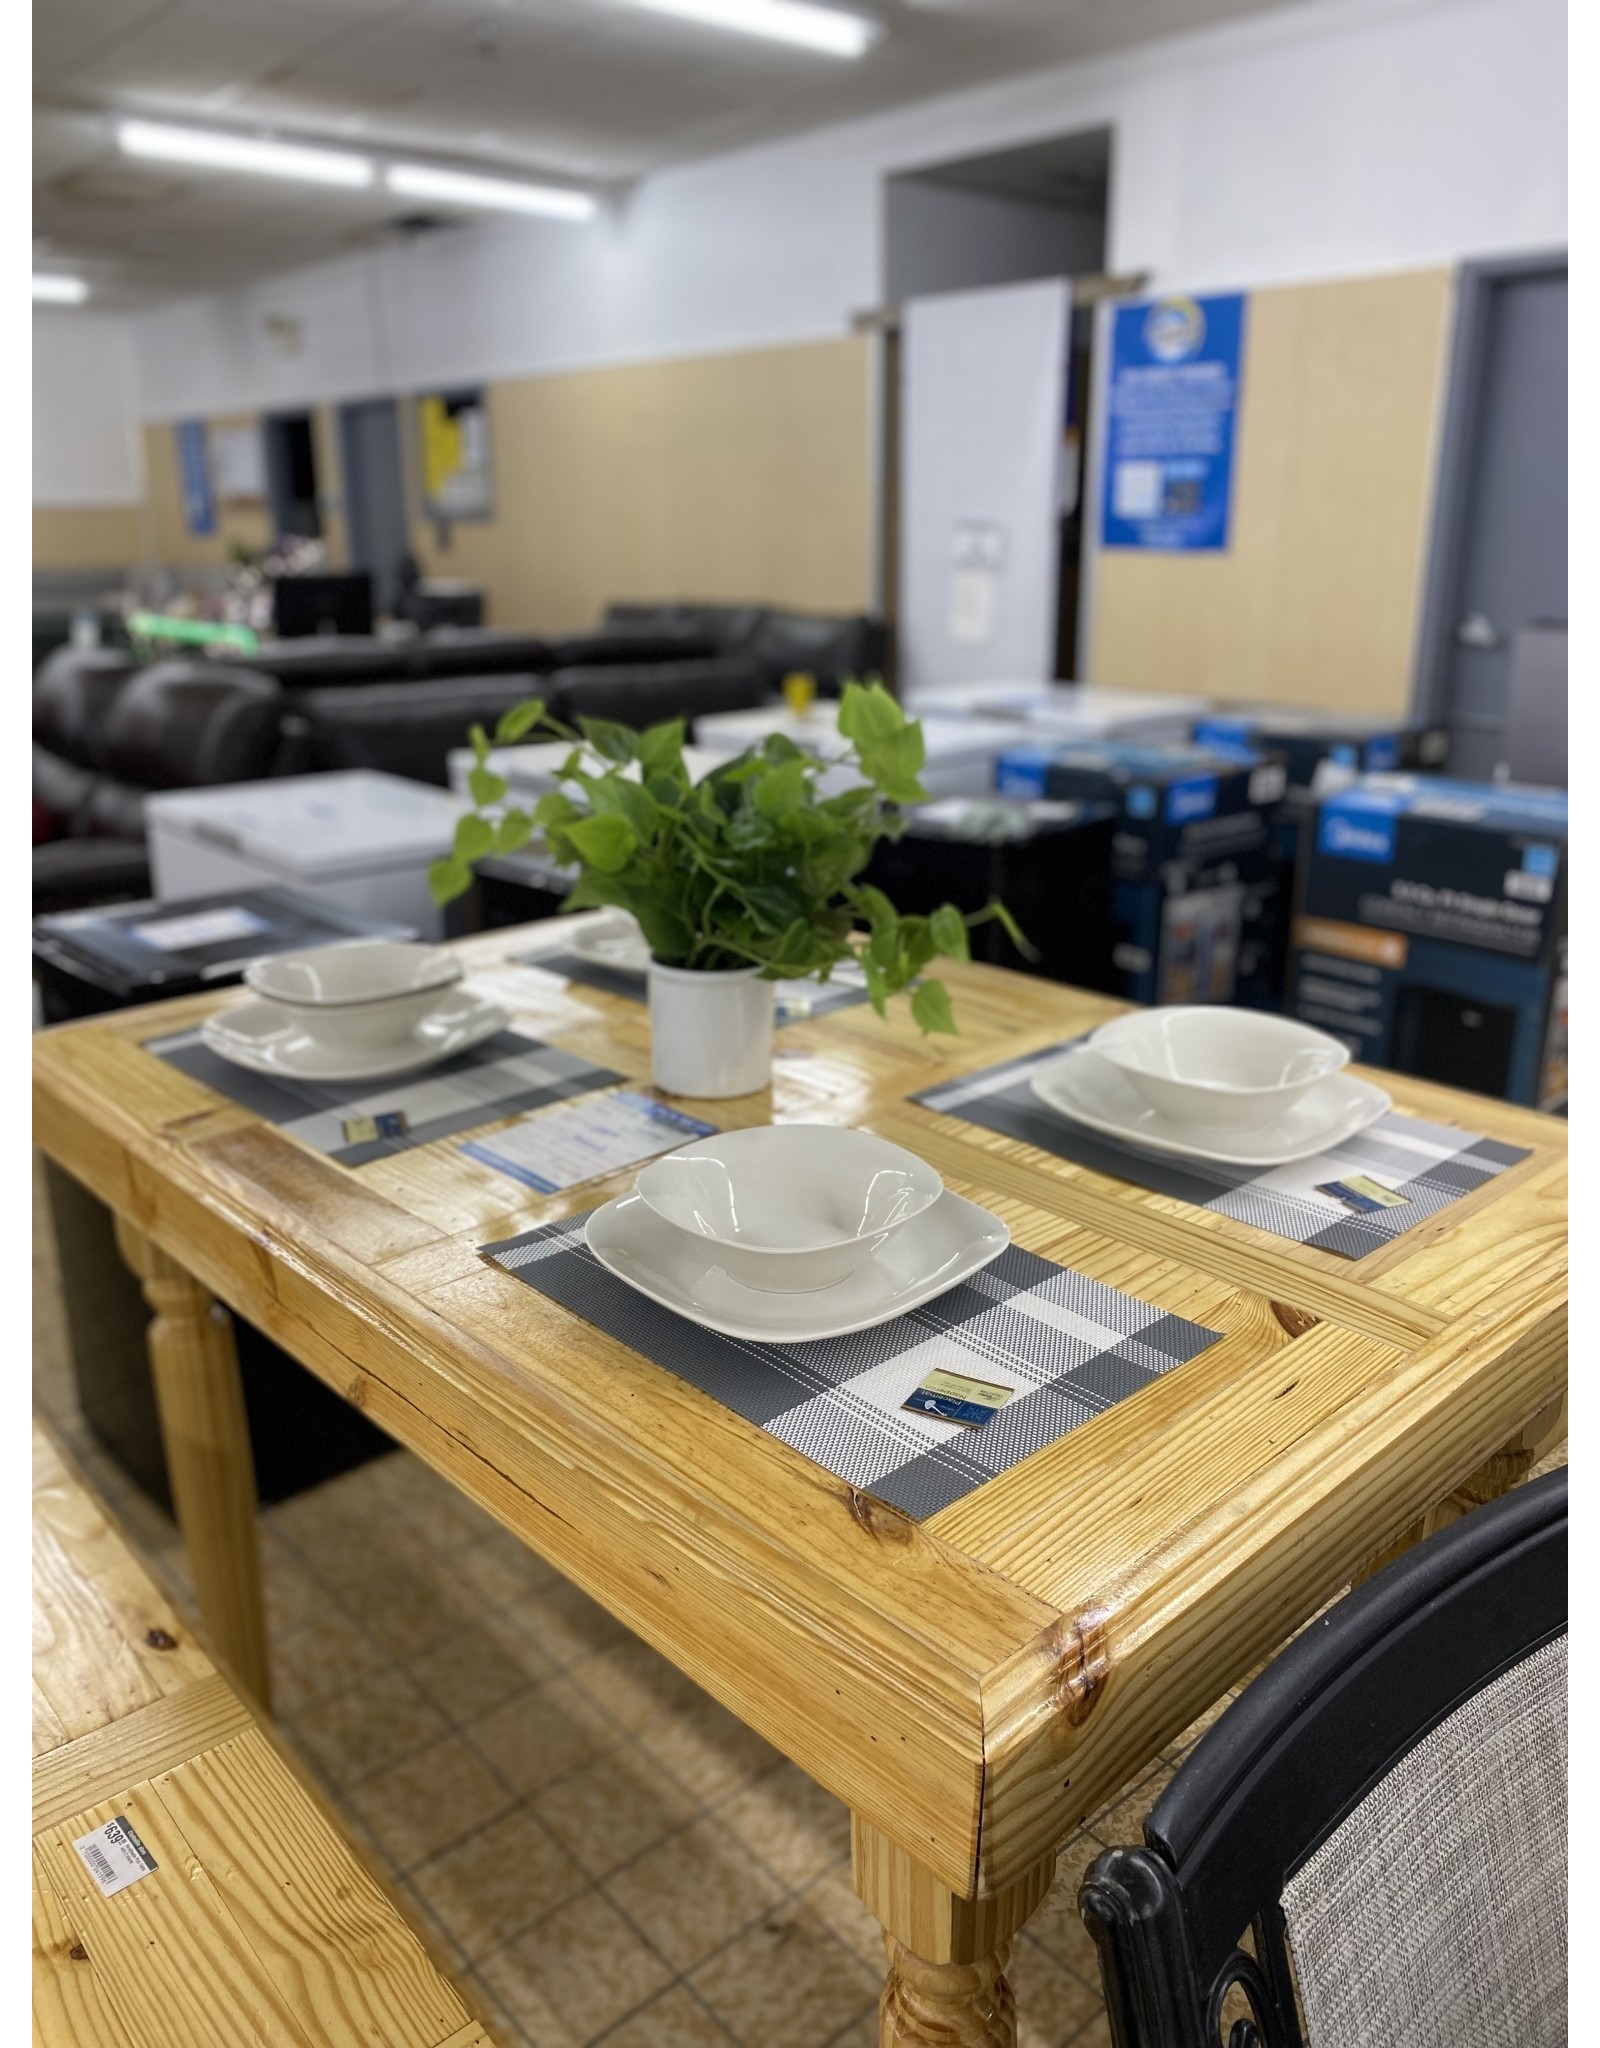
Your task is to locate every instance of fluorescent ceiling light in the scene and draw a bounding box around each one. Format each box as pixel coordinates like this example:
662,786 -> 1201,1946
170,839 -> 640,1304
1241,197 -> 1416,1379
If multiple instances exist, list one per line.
385,163 -> 597,219
626,0 -> 880,60
33,273 -> 88,304
118,119 -> 374,188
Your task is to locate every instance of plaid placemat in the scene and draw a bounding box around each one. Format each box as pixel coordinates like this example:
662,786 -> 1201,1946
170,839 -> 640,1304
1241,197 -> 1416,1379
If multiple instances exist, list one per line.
511,943 -> 876,1026
482,1212 -> 1221,1519
914,1041 -> 1530,1260
147,1025 -> 623,1166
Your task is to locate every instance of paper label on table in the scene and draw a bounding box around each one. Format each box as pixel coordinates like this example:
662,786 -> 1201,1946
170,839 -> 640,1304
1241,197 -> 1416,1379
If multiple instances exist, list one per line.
1314,1173 -> 1407,1215
126,907 -> 272,953
461,1090 -> 715,1195
341,1110 -> 411,1147
902,1367 -> 1015,1429
74,1817 -> 158,1898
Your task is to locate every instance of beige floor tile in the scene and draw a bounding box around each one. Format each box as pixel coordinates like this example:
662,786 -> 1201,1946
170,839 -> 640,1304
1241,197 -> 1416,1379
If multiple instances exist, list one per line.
261,1549 -> 353,1639
633,1687 -> 786,1806
598,1985 -> 737,2048
690,1904 -> 879,2048
271,1606 -> 394,1720
407,1614 -> 553,1723
349,1732 -> 518,1870
532,1745 -> 695,1881
1010,1937 -> 1106,2047
460,1969 -> 537,2048
567,1636 -> 701,1736
503,1581 -> 632,1670
796,1861 -> 885,1971
411,1807 -> 588,1960
466,1674 -> 624,1796
825,2016 -> 879,2048
480,1890 -> 672,2044
1068,2016 -> 1114,2048
323,1548 -> 489,1658
605,1817 -> 785,1971
292,1666 -> 449,1788
1027,1848 -> 1105,1985
451,1533 -> 566,1610
1086,1771 -> 1166,1850
718,1762 -> 852,1890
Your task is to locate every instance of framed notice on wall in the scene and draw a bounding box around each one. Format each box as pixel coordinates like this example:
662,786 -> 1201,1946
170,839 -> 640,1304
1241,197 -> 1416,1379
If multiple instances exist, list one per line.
418,388 -> 492,522
1101,293 -> 1245,552
175,419 -> 216,536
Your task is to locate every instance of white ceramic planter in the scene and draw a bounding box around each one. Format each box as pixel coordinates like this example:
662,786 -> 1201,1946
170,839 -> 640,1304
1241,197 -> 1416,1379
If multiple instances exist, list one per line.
648,961 -> 774,1099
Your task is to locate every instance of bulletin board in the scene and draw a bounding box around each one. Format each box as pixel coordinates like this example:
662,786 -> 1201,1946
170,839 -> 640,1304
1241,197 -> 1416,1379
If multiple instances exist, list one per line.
1088,268 -> 1454,715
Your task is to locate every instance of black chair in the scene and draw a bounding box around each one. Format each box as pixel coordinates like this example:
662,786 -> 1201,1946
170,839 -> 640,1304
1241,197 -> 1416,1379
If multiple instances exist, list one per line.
1080,1469 -> 1567,2048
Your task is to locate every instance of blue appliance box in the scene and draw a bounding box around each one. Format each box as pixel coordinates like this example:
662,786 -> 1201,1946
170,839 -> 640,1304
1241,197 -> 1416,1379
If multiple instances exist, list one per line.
1289,776 -> 1568,1109
995,742 -> 1289,1006
1192,710 -> 1450,791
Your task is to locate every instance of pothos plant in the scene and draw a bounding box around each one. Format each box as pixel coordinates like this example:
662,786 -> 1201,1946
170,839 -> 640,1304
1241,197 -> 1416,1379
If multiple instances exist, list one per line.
429,681 -> 1027,1034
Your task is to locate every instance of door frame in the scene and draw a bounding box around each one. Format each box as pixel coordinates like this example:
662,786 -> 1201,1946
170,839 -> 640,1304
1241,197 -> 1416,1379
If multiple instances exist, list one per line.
1411,248 -> 1567,725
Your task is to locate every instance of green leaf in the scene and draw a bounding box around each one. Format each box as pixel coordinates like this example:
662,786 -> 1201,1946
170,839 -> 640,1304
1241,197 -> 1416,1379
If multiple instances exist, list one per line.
929,904 -> 970,962
495,808 -> 534,854
753,757 -> 809,820
427,855 -> 474,907
576,717 -> 637,765
468,765 -> 509,807
469,722 -> 492,765
493,698 -> 546,745
453,813 -> 495,863
910,979 -> 958,1036
836,680 -> 906,744
635,720 -> 687,774
564,811 -> 637,873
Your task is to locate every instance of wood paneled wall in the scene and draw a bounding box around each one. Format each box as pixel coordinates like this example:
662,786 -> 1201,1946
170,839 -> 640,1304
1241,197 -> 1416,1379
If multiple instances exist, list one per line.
1089,268 -> 1454,714
32,506 -> 145,571
409,337 -> 874,630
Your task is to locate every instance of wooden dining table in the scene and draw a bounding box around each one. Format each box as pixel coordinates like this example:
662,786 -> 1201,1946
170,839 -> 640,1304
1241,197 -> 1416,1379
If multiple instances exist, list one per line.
32,923 -> 1567,2048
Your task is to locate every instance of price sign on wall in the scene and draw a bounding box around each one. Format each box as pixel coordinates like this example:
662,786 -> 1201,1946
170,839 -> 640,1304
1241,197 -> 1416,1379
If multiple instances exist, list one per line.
1101,293 -> 1246,552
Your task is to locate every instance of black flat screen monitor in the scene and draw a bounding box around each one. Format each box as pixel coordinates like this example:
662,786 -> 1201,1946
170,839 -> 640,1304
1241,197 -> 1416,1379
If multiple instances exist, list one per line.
273,572 -> 375,639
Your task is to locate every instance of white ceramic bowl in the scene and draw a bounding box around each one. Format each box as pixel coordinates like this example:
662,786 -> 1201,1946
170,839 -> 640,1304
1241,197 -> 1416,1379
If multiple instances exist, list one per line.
1085,1007 -> 1351,1130
244,941 -> 462,1051
634,1125 -> 943,1293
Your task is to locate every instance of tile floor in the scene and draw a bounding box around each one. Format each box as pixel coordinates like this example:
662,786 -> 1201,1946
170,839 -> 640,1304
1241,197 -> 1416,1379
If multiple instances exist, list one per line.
31,1159 -> 1564,2048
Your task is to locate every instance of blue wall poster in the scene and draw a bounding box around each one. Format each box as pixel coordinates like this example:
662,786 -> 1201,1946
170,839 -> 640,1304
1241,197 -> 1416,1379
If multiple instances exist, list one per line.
1101,292 -> 1246,552
176,419 -> 216,536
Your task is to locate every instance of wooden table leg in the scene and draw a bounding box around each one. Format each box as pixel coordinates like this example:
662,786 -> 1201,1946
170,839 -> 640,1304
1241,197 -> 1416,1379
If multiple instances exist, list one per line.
852,1816 -> 1056,2048
113,1218 -> 272,1712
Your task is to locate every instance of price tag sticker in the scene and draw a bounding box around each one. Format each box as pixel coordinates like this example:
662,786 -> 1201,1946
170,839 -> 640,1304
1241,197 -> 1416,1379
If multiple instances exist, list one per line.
73,1816 -> 159,1898
341,1110 -> 411,1147
902,1368 -> 1015,1430
1314,1173 -> 1408,1215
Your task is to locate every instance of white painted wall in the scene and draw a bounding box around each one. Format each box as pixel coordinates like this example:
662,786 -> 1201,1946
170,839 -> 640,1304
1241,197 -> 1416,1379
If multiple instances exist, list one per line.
32,311 -> 143,504
126,0 -> 1565,422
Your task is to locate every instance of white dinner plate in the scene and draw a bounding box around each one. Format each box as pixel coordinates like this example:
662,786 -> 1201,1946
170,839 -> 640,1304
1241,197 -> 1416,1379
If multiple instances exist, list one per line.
565,911 -> 652,976
584,1187 -> 1009,1343
200,988 -> 510,1083
1028,1044 -> 1391,1167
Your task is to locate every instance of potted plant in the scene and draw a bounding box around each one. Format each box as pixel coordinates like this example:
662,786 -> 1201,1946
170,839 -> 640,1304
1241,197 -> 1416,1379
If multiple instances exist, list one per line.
429,682 -> 1024,1098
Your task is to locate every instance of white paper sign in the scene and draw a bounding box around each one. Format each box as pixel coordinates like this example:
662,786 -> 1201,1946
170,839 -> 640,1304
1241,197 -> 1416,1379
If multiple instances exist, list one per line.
461,1091 -> 714,1195
74,1816 -> 159,1898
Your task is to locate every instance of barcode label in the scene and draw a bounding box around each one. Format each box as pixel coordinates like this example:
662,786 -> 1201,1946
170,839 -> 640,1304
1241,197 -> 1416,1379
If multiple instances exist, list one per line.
73,1816 -> 158,1898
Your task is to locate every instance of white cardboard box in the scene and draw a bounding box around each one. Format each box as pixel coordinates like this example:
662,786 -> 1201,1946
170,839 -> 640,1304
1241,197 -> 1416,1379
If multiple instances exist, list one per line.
693,706 -> 1021,798
146,771 -> 468,940
446,740 -> 731,804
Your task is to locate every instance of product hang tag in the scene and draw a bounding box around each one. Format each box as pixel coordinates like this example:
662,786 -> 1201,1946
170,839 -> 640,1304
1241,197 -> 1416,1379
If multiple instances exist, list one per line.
341,1109 -> 411,1146
73,1815 -> 159,1898
903,1367 -> 1015,1429
1314,1173 -> 1408,1215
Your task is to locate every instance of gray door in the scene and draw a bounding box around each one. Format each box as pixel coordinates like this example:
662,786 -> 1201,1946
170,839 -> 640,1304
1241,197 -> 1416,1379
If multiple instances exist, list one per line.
338,398 -> 410,616
1425,262 -> 1566,782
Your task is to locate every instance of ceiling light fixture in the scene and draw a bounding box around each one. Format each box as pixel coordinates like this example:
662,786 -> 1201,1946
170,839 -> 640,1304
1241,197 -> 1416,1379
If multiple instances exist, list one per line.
626,0 -> 880,60
33,273 -> 89,305
118,119 -> 375,188
384,163 -> 597,220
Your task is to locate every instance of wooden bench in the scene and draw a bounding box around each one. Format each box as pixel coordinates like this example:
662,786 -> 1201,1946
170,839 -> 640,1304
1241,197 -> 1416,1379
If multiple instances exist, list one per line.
31,1421 -> 498,2048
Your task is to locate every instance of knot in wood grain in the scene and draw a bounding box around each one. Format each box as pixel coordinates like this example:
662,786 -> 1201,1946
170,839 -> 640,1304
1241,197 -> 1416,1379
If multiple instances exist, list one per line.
1054,1610 -> 1111,1726
845,1487 -> 912,1543
67,1943 -> 88,1963
144,1627 -> 178,1651
1269,1300 -> 1320,1339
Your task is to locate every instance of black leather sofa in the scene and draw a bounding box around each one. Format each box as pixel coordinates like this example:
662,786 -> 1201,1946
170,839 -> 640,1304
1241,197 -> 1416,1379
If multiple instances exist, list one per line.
235,622 -> 717,690
600,601 -> 887,697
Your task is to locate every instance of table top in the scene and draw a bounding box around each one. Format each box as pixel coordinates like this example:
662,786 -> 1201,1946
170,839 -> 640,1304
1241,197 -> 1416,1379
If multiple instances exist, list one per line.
32,927 -> 1567,1900
31,1423 -> 494,2048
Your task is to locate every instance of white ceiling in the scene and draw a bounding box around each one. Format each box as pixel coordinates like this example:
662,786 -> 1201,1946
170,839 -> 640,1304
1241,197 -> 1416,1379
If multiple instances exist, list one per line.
34,0 -> 1287,307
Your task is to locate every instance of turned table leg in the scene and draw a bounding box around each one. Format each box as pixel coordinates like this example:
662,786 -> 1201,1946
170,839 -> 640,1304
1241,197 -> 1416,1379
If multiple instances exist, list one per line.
852,1816 -> 1056,2048
114,1218 -> 272,1711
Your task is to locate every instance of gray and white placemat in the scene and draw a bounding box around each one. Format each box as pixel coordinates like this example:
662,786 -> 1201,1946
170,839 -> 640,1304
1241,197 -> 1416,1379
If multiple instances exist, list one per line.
146,1025 -> 624,1167
510,943 -> 877,1026
914,1041 -> 1530,1260
481,1214 -> 1222,1519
